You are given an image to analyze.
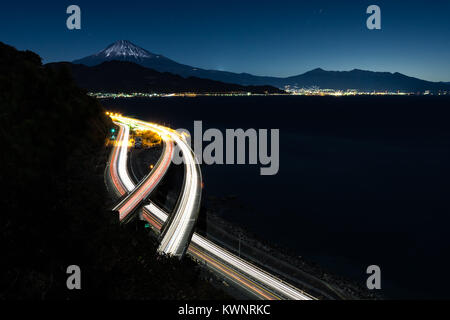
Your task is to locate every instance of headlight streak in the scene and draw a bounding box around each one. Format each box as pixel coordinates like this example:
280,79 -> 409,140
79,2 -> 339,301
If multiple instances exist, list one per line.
109,122 -> 127,196
117,124 -> 135,192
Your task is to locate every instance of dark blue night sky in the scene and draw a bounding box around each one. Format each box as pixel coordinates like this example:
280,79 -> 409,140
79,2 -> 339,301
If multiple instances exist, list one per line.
1,0 -> 449,81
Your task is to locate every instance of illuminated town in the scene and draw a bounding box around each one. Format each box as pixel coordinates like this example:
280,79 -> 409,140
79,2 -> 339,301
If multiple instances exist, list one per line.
88,88 -> 448,99
283,86 -> 449,96
88,92 -> 281,99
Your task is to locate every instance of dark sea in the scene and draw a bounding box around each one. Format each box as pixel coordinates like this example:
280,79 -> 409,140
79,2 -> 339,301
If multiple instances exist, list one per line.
103,95 -> 450,299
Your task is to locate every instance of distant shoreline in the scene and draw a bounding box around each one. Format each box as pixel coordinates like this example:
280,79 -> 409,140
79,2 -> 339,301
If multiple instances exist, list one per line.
89,91 -> 448,99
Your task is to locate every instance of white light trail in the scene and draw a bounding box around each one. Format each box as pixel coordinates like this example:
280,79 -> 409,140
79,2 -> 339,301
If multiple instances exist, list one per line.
116,123 -> 135,192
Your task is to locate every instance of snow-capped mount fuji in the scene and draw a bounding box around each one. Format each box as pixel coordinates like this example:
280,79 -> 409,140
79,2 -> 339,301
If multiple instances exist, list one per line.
72,40 -> 280,85
101,40 -> 153,59
73,40 -> 197,75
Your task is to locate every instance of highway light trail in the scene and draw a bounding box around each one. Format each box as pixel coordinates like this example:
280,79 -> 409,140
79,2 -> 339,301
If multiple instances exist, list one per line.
108,118 -> 174,222
117,123 -> 135,192
158,130 -> 201,257
110,114 -> 201,257
188,244 -> 277,300
113,138 -> 174,221
107,113 -> 314,300
108,122 -> 127,196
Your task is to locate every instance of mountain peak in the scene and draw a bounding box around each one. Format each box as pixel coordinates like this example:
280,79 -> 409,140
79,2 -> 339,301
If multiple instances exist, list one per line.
96,40 -> 155,59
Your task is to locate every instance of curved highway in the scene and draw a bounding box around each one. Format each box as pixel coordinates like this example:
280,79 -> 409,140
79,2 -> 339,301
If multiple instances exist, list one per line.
111,122 -> 174,222
110,114 -> 201,257
106,113 -> 315,300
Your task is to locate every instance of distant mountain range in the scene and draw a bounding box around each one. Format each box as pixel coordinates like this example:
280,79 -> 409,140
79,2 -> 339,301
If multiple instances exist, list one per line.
48,61 -> 284,94
71,40 -> 450,92
281,68 -> 450,92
